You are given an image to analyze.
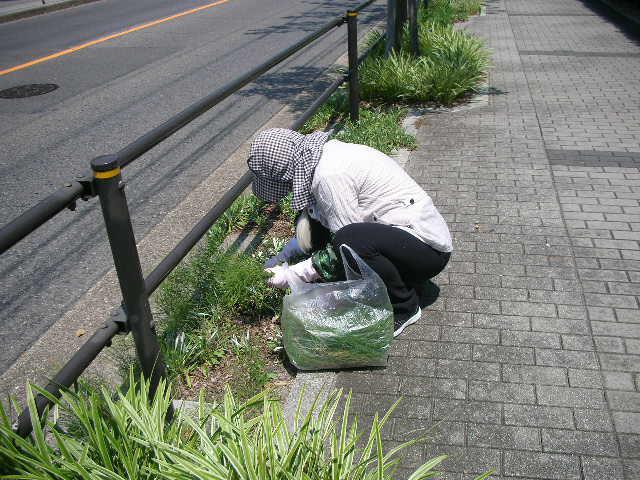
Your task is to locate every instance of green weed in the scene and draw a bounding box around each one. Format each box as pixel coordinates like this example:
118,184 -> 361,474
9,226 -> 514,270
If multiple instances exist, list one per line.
300,90 -> 348,134
155,194 -> 283,394
335,107 -> 417,154
421,0 -> 482,25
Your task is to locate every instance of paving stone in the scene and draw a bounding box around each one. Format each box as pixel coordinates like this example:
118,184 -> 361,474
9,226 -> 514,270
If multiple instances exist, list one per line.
449,273 -> 501,287
612,412 -> 640,434
476,286 -> 528,301
339,372 -> 399,394
423,446 -> 501,475
399,377 -> 466,399
388,357 -> 436,377
531,317 -> 589,334
410,341 -> 471,360
587,306 -> 617,321
470,380 -> 536,404
468,424 -> 541,451
568,369 -> 603,389
556,305 -> 587,319
581,456 -> 625,480
626,338 -> 640,354
536,349 -> 600,369
501,301 -> 557,317
603,371 -> 636,391
586,293 -> 637,309
562,335 -> 595,351
607,391 -> 640,412
599,353 -> 640,372
537,386 -> 605,409
504,404 -> 574,429
594,337 -> 625,353
573,409 -> 613,432
441,327 -> 500,345
542,429 -> 618,456
503,451 -> 580,479
592,321 -> 640,338
618,434 -> 640,458
503,276 -> 554,290
473,313 -> 530,330
502,330 -> 561,348
433,399 -> 502,424
616,309 -> 640,323
425,311 -> 474,327
359,394 -> 432,418
436,359 -> 501,381
472,344 -> 535,364
394,418 -> 465,444
504,364 -> 567,385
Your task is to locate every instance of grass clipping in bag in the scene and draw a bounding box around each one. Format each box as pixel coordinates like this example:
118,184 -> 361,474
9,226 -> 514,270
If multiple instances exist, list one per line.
282,245 -> 393,370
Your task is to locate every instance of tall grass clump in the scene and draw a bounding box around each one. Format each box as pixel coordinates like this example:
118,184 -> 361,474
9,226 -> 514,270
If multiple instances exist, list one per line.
421,0 -> 482,25
0,376 -> 493,478
154,194 -> 285,397
358,0 -> 489,106
359,22 -> 489,105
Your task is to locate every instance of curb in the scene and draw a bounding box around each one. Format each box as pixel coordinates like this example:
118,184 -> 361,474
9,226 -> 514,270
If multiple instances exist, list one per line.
0,0 -> 101,24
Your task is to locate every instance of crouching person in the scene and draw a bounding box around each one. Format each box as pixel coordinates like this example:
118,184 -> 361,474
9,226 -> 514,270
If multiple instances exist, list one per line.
249,128 -> 452,337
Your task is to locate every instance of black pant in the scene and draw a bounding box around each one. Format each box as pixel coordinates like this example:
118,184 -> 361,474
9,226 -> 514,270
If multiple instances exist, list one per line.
332,223 -> 450,316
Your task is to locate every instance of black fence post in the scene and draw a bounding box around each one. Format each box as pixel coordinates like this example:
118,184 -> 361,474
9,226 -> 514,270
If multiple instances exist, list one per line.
347,10 -> 360,122
398,0 -> 407,25
409,0 -> 419,56
91,155 -> 166,397
394,0 -> 404,49
386,0 -> 397,55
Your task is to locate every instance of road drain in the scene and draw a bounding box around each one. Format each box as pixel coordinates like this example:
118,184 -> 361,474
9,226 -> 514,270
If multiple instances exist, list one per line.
0,83 -> 59,99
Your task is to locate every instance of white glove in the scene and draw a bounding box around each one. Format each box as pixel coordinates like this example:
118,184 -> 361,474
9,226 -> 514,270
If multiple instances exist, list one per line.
265,258 -> 320,289
265,265 -> 289,289
290,258 -> 320,282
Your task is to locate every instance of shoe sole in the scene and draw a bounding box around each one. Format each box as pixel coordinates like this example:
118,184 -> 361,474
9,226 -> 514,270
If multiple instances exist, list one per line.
393,307 -> 422,337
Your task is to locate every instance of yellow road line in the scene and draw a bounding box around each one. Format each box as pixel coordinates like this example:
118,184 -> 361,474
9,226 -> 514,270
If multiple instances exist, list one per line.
0,0 -> 231,76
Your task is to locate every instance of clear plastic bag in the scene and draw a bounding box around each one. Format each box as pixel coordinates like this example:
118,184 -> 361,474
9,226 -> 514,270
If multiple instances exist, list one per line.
281,245 -> 393,370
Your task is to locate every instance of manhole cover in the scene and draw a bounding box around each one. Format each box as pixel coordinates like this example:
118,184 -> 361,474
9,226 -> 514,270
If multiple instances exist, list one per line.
0,83 -> 59,99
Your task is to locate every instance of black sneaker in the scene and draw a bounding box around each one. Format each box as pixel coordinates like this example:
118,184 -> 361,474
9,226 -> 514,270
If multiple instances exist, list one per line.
393,307 -> 422,337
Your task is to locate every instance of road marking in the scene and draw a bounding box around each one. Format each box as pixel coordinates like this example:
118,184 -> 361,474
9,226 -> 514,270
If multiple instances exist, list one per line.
0,0 -> 231,76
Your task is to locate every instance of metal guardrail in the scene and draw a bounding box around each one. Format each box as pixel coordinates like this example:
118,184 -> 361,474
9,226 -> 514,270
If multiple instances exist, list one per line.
3,0 -> 382,437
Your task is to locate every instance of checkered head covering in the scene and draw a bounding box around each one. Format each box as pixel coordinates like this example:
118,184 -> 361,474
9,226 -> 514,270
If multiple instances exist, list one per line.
247,128 -> 330,211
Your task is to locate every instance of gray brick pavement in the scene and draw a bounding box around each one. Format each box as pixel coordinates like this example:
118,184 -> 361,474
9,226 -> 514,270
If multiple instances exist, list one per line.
333,0 -> 640,477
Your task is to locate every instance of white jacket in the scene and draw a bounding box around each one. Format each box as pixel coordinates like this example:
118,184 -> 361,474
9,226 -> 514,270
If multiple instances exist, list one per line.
308,140 -> 453,253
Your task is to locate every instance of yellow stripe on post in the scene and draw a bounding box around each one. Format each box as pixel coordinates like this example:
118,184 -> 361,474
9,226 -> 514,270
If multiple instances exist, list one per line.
347,11 -> 358,16
94,168 -> 121,179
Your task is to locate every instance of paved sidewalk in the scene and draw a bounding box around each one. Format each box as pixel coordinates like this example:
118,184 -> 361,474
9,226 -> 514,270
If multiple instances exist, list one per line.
335,0 -> 640,478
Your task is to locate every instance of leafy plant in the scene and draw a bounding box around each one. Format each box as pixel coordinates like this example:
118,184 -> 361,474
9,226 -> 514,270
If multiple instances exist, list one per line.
0,376 -> 494,478
0,374 -> 183,479
336,107 -> 417,154
359,22 -> 489,105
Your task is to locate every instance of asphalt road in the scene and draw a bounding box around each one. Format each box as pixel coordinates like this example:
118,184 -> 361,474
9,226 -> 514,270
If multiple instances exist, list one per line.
0,0 -> 385,373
